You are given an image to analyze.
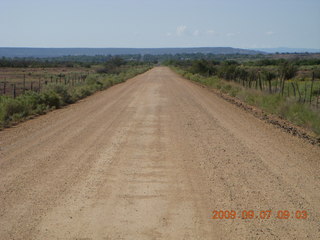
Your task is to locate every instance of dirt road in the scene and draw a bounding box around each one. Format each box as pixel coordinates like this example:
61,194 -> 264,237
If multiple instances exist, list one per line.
0,67 -> 319,239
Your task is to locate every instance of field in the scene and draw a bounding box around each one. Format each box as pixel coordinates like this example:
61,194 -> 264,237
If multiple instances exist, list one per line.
0,67 -> 93,97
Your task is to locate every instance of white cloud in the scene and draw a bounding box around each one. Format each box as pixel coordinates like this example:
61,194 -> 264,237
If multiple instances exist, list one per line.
265,31 -> 275,35
226,32 -> 236,37
176,25 -> 187,36
206,29 -> 216,35
166,32 -> 172,37
193,30 -> 200,36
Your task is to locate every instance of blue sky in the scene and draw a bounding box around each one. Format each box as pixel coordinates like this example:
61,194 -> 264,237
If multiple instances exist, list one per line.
0,0 -> 319,48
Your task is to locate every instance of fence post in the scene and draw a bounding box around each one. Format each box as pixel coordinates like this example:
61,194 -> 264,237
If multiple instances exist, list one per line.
3,82 -> 6,94
309,72 -> 315,104
31,82 -> 33,91
23,74 -> 26,93
259,73 -> 263,91
12,84 -> 16,98
291,82 -> 296,97
281,78 -> 285,96
268,79 -> 272,93
295,82 -> 301,102
317,85 -> 320,108
303,81 -> 307,103
38,78 -> 41,92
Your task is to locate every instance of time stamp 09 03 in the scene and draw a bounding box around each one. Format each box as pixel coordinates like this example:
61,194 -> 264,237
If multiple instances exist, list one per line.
212,210 -> 308,220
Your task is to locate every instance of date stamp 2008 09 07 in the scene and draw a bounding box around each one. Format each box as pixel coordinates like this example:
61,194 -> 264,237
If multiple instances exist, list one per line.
212,210 -> 308,220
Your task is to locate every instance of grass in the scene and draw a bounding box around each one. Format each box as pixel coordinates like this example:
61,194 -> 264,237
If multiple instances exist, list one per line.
173,67 -> 320,136
0,67 -> 92,83
0,65 -> 151,129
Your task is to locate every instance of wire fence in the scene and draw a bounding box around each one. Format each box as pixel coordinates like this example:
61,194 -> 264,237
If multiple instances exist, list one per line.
0,73 -> 88,98
220,70 -> 320,108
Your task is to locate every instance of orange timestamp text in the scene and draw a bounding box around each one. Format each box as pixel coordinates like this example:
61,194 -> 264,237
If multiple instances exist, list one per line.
212,210 -> 308,220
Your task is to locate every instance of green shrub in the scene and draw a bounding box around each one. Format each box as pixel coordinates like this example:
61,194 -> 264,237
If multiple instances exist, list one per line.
86,74 -> 101,85
40,90 -> 62,109
0,97 -> 24,121
70,86 -> 92,101
44,84 -> 72,104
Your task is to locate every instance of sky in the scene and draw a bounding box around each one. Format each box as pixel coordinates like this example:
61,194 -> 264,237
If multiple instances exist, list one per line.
0,0 -> 319,49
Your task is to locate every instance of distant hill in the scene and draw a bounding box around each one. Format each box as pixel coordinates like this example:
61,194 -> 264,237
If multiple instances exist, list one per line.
252,47 -> 320,54
0,47 -> 263,58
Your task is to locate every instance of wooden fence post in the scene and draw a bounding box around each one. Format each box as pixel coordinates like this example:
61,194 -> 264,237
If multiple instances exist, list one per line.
317,85 -> 320,108
23,74 -> 26,94
291,82 -> 296,97
295,82 -> 301,102
310,72 -> 315,104
281,78 -> 285,96
303,81 -> 307,103
12,84 -> 16,98
3,82 -> 6,94
275,78 -> 278,93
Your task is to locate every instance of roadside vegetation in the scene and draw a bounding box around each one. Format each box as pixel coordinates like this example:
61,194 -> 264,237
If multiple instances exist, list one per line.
0,57 -> 152,128
166,58 -> 320,136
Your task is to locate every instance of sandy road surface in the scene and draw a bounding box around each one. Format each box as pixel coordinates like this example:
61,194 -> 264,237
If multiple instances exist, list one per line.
0,67 -> 319,239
